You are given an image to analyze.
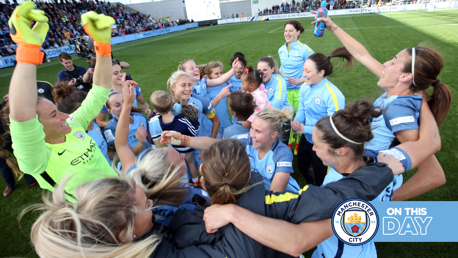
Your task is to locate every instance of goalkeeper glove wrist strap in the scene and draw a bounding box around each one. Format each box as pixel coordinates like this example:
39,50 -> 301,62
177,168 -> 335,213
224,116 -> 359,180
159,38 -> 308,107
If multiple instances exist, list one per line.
16,43 -> 43,65
94,41 -> 111,57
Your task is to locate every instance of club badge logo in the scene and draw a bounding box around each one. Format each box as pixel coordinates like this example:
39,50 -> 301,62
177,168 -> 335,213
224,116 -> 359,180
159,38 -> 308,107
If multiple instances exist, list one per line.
332,199 -> 379,246
74,131 -> 85,140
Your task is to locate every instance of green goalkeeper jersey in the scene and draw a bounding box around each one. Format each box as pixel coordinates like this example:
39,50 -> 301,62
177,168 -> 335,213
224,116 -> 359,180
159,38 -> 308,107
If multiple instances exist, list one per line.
10,85 -> 117,202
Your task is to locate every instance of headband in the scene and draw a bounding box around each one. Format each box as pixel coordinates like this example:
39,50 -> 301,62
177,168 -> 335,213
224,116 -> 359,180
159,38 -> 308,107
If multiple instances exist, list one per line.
329,114 -> 363,145
411,48 -> 416,86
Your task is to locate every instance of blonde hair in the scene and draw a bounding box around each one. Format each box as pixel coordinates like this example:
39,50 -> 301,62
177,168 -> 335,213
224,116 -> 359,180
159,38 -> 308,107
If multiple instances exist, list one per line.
128,149 -> 190,207
177,59 -> 194,72
150,90 -> 173,114
23,176 -> 161,258
166,71 -> 193,99
256,108 -> 294,135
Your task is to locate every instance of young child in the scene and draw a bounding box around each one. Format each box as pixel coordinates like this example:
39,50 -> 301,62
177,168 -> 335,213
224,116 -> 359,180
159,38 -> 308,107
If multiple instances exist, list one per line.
202,61 -> 232,138
240,66 -> 270,129
149,90 -> 201,187
223,91 -> 254,139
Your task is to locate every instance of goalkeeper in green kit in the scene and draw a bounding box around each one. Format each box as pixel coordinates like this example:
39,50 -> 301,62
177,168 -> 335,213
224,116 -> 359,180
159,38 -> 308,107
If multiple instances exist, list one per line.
8,1 -> 120,202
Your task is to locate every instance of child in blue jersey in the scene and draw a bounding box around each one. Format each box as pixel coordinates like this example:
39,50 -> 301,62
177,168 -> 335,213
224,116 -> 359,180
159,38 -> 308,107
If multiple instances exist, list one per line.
240,66 -> 270,129
234,108 -> 300,193
103,92 -> 151,157
53,83 -> 113,166
149,90 -> 201,187
292,47 -> 351,186
257,56 -> 293,145
223,91 -> 253,139
200,61 -> 232,138
95,63 -> 152,128
227,52 -> 247,93
318,14 -> 451,200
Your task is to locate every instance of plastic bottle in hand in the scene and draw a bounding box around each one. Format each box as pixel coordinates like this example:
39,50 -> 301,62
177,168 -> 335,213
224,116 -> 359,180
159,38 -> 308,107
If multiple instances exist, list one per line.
314,1 -> 328,37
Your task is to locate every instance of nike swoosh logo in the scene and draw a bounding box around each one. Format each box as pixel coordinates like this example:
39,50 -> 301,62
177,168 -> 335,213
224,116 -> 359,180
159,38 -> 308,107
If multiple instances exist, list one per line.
58,150 -> 66,156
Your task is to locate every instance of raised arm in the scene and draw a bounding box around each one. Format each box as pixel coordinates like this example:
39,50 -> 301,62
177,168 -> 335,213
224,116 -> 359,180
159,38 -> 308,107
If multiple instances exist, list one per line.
314,11 -> 384,78
82,12 -> 114,90
206,58 -> 239,87
65,12 -> 114,129
9,2 -> 49,122
392,99 -> 444,200
114,74 -> 138,172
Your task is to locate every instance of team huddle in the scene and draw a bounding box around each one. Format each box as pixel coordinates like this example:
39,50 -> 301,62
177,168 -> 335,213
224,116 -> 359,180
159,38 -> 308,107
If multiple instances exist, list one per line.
6,2 -> 451,258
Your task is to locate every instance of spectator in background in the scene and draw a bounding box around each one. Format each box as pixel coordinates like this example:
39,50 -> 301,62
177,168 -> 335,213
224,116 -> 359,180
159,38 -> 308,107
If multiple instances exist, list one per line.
57,52 -> 91,91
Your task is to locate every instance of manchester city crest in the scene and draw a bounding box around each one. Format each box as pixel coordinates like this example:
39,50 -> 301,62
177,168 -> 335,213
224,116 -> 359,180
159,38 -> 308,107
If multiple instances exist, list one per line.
332,199 -> 379,246
269,87 -> 274,93
266,165 -> 273,174
344,211 -> 367,236
74,131 -> 85,140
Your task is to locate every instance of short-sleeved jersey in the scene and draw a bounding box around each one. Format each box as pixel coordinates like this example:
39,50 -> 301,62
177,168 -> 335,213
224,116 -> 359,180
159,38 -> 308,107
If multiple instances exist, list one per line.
232,134 -> 300,193
104,112 -> 151,152
192,78 -> 208,98
204,82 -> 232,130
228,75 -> 242,92
149,114 -> 199,153
187,95 -> 216,137
294,78 -> 345,143
365,93 -> 421,152
86,121 -> 111,166
10,85 -> 117,201
264,74 -> 291,110
278,40 -> 314,90
222,121 -> 250,139
100,86 -> 142,113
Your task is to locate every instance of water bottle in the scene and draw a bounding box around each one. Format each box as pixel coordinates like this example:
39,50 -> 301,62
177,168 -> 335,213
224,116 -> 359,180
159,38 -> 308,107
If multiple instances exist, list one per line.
314,1 -> 328,37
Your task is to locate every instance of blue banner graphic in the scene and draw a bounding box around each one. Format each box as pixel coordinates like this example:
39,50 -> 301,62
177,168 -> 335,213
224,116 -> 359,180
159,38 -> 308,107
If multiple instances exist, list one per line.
370,202 -> 458,242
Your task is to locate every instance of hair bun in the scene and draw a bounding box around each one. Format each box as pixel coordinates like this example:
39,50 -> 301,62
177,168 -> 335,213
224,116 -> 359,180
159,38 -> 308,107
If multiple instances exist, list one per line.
234,52 -> 245,59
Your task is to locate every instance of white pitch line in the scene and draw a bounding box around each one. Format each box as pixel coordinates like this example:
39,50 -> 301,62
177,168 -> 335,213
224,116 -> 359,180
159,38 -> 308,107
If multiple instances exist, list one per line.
268,22 -> 458,32
269,26 -> 284,33
112,26 -> 211,51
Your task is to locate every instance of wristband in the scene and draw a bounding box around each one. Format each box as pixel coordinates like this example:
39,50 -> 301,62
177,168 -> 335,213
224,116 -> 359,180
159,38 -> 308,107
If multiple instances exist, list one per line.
16,43 -> 43,65
94,41 -> 111,57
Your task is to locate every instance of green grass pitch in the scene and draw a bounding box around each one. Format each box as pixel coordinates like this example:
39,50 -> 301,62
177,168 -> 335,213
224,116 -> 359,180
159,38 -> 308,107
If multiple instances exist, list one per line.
0,9 -> 457,257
